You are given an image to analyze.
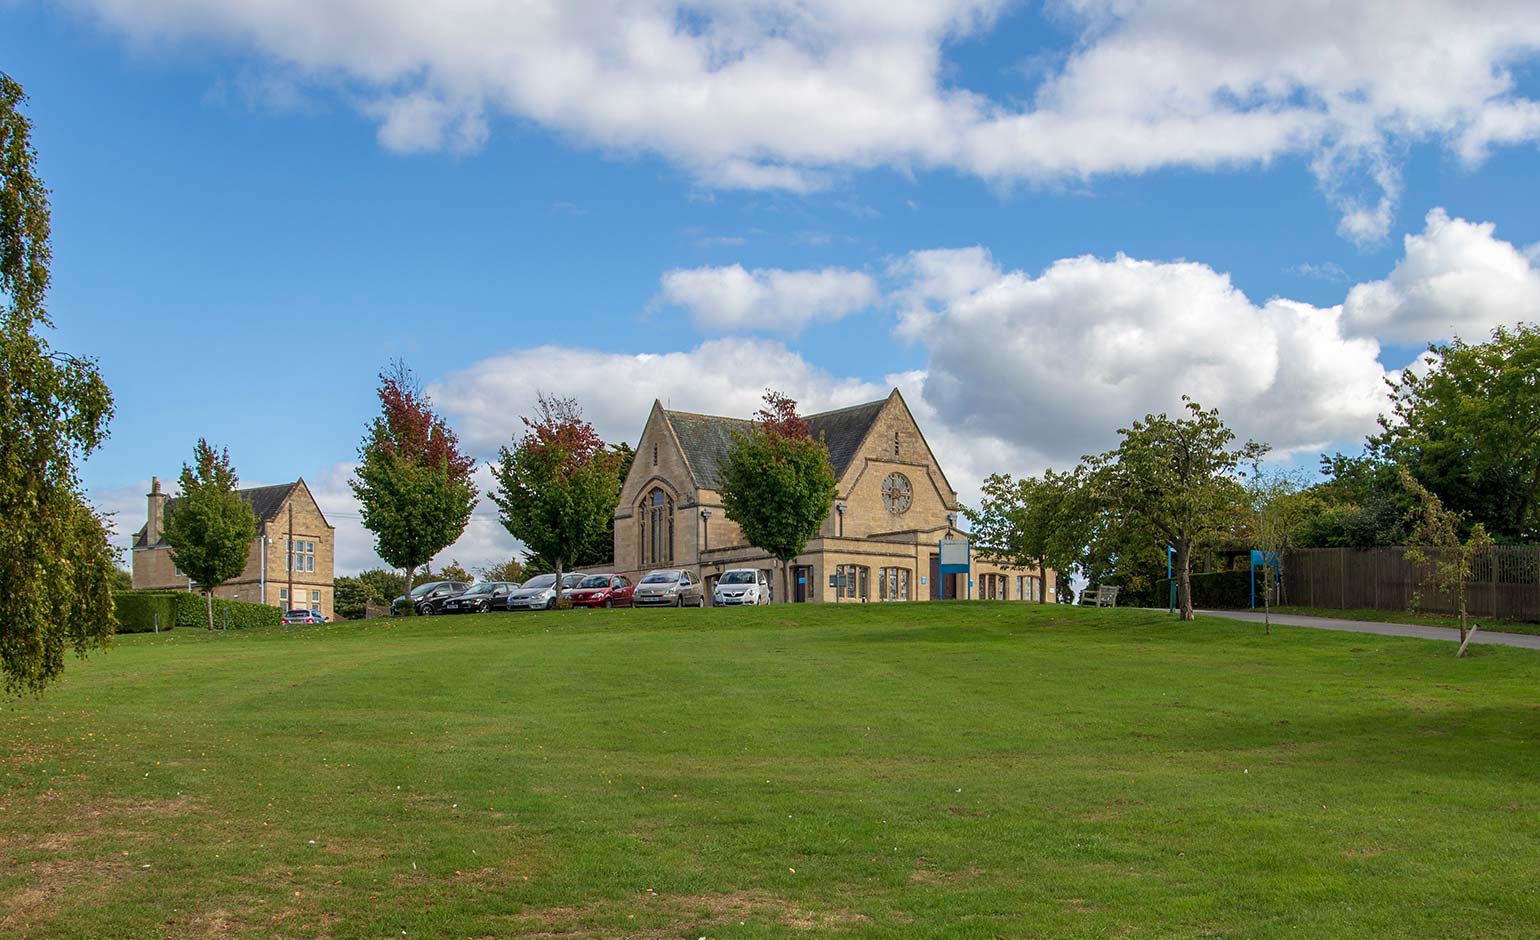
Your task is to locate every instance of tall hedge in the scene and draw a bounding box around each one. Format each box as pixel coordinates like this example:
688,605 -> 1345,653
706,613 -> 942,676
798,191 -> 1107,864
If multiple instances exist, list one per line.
113,591 -> 281,633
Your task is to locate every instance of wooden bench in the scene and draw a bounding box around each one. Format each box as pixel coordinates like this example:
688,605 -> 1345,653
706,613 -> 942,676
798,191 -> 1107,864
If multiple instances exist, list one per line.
1078,585 -> 1120,607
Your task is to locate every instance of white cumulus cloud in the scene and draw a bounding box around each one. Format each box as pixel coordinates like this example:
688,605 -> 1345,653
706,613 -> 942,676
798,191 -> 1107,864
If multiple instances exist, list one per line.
657,264 -> 879,333
65,0 -> 1540,239
1342,208 -> 1540,343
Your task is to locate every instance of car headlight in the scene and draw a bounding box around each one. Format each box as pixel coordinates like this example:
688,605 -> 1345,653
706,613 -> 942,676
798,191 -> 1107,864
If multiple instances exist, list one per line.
665,586 -> 678,594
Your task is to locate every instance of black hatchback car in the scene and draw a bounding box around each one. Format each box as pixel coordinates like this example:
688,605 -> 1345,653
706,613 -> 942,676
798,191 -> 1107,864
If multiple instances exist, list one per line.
392,580 -> 470,616
440,581 -> 520,614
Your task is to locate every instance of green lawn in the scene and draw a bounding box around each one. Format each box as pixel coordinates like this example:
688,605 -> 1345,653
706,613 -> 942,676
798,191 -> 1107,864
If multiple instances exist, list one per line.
4,604 -> 1540,939
1269,605 -> 1540,636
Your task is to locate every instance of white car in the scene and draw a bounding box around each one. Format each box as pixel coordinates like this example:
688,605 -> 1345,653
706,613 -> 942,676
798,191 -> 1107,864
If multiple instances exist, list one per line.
713,568 -> 770,606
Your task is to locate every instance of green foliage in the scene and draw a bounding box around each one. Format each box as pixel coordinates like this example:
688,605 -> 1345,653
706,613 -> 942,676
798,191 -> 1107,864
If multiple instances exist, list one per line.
1155,569 -> 1260,610
109,567 -> 132,593
333,567 -> 408,620
475,557 -> 527,583
435,559 -> 474,583
110,592 -> 176,634
964,469 -> 1081,602
162,439 -> 258,630
1374,324 -> 1540,543
352,449 -> 477,599
333,577 -> 372,621
351,361 -> 478,602
112,591 -> 279,633
1402,467 -> 1496,646
1241,463 -> 1317,632
1296,453 -> 1412,548
490,395 -> 622,600
1087,398 -> 1263,621
717,395 -> 837,604
0,74 -> 118,693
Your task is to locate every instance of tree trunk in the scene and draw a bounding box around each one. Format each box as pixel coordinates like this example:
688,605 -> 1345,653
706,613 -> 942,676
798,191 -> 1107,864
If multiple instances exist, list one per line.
554,557 -> 565,609
1262,561 -> 1271,636
1176,539 -> 1194,621
404,564 -> 417,615
205,590 -> 214,632
781,559 -> 791,605
1038,562 -> 1047,604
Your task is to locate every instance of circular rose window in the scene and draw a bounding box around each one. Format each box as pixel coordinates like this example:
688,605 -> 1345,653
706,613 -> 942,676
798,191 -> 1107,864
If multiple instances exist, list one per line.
882,472 -> 913,514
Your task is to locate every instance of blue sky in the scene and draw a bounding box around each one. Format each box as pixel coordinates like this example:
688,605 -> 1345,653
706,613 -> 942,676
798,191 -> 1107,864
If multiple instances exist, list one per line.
5,0 -> 1540,572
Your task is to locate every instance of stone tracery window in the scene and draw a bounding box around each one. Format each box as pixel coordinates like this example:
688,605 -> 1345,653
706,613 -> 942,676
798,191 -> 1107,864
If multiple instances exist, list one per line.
640,488 -> 674,565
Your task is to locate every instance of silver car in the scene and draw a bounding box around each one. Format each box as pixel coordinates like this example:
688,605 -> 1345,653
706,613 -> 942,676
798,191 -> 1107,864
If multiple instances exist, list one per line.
633,569 -> 705,607
506,572 -> 586,610
712,568 -> 770,605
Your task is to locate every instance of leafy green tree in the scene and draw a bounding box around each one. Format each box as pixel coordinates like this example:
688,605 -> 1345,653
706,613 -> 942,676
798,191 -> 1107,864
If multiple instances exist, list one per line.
162,440 -> 258,631
0,74 -> 118,693
964,469 -> 1080,603
1401,467 -> 1494,653
332,576 -> 372,620
717,391 -> 837,604
476,557 -> 527,583
351,361 -> 478,608
436,559 -> 473,583
1242,462 -> 1316,634
1089,399 -> 1263,621
1294,452 -> 1410,548
109,568 -> 133,593
356,568 -> 407,602
1372,324 -> 1540,542
490,395 -> 623,607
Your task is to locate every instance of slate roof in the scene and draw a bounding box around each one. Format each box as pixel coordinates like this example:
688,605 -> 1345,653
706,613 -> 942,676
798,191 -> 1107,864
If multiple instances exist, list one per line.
134,481 -> 299,548
662,396 -> 889,490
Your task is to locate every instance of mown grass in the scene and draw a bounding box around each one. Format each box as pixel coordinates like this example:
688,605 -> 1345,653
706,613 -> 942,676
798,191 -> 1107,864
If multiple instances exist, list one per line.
3,603 -> 1539,939
1269,605 -> 1540,636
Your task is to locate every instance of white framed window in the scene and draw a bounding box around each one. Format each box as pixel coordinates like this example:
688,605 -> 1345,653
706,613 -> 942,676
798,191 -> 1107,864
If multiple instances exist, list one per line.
289,539 -> 316,573
279,588 -> 289,602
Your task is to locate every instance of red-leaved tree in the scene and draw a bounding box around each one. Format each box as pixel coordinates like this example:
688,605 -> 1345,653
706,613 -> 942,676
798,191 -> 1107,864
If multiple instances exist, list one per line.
755,389 -> 812,440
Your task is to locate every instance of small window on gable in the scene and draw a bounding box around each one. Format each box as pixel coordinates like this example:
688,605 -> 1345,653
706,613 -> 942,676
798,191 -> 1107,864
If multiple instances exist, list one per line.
893,431 -> 900,456
652,444 -> 658,466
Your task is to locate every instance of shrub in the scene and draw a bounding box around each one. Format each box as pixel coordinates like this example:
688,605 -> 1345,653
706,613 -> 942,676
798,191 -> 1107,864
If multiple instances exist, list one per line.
112,591 -> 281,632
112,591 -> 178,633
1155,569 -> 1261,610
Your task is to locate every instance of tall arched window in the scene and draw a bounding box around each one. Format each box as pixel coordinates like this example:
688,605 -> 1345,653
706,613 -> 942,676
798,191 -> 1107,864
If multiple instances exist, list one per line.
640,488 -> 674,565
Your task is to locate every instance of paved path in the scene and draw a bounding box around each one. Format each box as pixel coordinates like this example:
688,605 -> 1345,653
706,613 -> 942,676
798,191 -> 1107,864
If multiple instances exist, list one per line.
1198,609 -> 1540,650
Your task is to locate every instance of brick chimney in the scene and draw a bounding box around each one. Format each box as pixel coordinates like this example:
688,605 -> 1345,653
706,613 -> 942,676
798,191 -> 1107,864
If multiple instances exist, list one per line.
146,477 -> 168,545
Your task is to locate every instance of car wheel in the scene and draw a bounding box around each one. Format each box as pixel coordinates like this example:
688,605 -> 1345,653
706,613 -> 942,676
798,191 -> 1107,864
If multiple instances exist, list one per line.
546,597 -> 556,610
604,599 -> 613,609
696,593 -> 705,607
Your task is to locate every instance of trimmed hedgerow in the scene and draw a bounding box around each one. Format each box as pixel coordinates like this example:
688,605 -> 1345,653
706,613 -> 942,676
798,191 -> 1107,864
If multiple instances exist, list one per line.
112,592 -> 179,633
113,591 -> 281,632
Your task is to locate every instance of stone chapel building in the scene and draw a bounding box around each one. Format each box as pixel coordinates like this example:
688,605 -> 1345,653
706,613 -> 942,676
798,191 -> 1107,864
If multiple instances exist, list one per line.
613,389 -> 1053,603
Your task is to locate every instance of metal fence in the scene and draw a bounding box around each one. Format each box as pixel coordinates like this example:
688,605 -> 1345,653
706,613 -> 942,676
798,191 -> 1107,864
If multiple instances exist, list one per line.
1282,546 -> 1540,622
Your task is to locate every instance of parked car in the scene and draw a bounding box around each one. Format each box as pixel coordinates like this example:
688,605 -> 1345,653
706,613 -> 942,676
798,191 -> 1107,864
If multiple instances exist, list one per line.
440,581 -> 520,614
505,572 -> 585,610
567,573 -> 635,609
392,580 -> 469,616
712,568 -> 770,606
633,569 -> 705,607
282,608 -> 326,624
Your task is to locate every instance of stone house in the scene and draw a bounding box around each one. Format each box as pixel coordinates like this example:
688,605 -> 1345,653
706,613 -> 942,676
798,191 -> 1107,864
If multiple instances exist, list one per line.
613,389 -> 1053,603
131,477 -> 336,619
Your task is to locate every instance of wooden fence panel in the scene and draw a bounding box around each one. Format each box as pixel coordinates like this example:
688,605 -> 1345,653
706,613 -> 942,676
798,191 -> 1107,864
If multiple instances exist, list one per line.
1282,546 -> 1540,622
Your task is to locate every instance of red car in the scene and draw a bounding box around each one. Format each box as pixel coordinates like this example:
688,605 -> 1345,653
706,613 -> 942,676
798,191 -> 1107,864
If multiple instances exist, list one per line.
566,573 -> 635,608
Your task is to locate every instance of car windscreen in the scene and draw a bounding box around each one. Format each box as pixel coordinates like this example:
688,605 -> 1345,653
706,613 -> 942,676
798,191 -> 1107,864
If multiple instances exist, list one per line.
466,583 -> 497,594
720,571 -> 756,584
521,574 -> 557,589
641,571 -> 679,583
578,575 -> 609,588
409,582 -> 438,596
562,574 -> 585,587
